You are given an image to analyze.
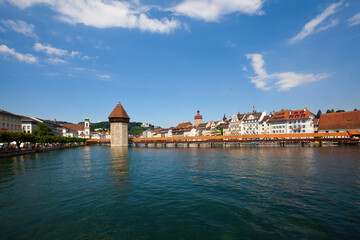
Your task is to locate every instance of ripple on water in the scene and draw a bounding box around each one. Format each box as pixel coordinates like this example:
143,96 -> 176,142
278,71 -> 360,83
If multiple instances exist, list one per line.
0,146 -> 359,239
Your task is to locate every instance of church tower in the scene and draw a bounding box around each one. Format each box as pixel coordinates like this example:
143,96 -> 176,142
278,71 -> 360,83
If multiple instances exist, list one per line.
84,115 -> 91,139
194,110 -> 203,126
108,102 -> 130,147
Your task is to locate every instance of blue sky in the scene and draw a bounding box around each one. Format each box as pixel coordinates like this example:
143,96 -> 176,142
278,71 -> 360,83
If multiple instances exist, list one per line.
0,0 -> 359,127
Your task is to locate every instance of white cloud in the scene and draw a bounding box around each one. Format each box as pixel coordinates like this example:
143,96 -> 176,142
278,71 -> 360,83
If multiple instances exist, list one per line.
245,53 -> 328,91
289,1 -> 343,44
34,42 -> 68,56
0,19 -> 37,37
6,0 -> 180,34
97,74 -> 112,81
0,44 -> 38,63
0,26 -> 5,32
6,0 -> 54,9
46,57 -> 68,64
172,0 -> 264,22
348,12 -> 360,26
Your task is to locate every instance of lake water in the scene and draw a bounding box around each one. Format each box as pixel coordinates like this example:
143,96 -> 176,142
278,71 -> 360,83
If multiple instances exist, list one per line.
0,146 -> 359,239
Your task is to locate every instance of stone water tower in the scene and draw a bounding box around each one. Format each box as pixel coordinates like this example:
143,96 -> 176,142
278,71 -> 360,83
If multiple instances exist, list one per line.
108,102 -> 130,147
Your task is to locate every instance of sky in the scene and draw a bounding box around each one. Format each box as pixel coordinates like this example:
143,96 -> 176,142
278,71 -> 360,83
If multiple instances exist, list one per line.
0,0 -> 359,128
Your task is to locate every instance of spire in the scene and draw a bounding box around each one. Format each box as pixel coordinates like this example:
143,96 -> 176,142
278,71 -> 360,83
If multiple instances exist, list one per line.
223,114 -> 227,121
108,102 -> 130,123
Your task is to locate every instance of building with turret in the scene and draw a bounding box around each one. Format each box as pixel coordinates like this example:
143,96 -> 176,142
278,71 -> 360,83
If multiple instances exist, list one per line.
194,110 -> 203,126
108,102 -> 130,147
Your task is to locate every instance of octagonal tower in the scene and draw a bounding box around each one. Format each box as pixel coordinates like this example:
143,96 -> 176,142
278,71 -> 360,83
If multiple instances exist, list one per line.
108,102 -> 130,147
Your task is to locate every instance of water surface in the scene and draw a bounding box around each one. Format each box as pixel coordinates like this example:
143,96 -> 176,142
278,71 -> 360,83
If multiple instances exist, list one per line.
0,146 -> 359,239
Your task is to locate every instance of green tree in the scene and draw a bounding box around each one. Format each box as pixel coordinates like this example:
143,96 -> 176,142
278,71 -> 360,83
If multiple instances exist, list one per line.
33,122 -> 53,136
315,109 -> 322,119
336,110 -> 345,112
354,108 -> 358,111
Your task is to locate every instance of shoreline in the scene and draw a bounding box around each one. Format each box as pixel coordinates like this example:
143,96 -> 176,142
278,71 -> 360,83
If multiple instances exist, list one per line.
0,144 -> 85,158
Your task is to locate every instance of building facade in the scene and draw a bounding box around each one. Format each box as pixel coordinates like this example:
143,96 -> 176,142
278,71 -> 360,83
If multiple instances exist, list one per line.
268,108 -> 315,134
0,109 -> 22,132
318,111 -> 360,133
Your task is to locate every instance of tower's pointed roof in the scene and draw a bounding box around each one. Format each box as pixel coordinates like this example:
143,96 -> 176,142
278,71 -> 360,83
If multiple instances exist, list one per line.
108,102 -> 130,122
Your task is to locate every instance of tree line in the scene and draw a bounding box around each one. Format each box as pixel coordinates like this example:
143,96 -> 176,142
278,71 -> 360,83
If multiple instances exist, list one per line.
0,122 -> 86,150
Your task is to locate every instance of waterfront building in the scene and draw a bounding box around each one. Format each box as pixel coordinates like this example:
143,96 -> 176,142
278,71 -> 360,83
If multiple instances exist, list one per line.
258,115 -> 271,134
268,108 -> 315,134
228,113 -> 246,135
196,122 -> 207,136
194,110 -> 203,126
153,128 -> 162,138
241,111 -> 266,135
61,116 -> 91,138
108,102 -> 130,147
184,126 -> 197,137
313,118 -> 320,133
205,121 -> 217,136
160,128 -> 172,137
104,131 -> 111,139
222,121 -> 230,135
172,122 -> 193,136
21,116 -> 39,134
91,131 -> 105,139
25,118 -> 63,136
0,109 -> 22,132
141,129 -> 154,138
318,110 -> 360,133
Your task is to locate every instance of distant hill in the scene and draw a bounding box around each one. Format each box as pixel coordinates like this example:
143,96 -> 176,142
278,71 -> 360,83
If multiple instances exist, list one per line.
46,120 -> 74,124
78,121 -> 158,136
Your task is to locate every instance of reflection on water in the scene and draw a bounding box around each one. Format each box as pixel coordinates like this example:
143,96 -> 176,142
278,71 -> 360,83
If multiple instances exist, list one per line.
110,147 -> 130,202
0,146 -> 359,239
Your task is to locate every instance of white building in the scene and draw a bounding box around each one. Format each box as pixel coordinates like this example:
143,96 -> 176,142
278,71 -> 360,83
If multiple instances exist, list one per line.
241,111 -> 266,135
61,116 -> 91,139
228,113 -> 246,135
268,108 -> 315,134
21,116 -> 39,134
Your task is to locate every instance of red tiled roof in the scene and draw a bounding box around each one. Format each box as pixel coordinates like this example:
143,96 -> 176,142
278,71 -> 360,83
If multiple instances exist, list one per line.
153,128 -> 162,134
318,111 -> 360,130
268,108 -> 312,122
61,124 -> 84,131
175,122 -> 193,129
108,102 -> 130,122
194,110 -> 203,120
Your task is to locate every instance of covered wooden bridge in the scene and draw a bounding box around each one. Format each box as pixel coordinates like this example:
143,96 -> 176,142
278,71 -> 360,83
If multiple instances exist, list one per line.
86,131 -> 360,146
